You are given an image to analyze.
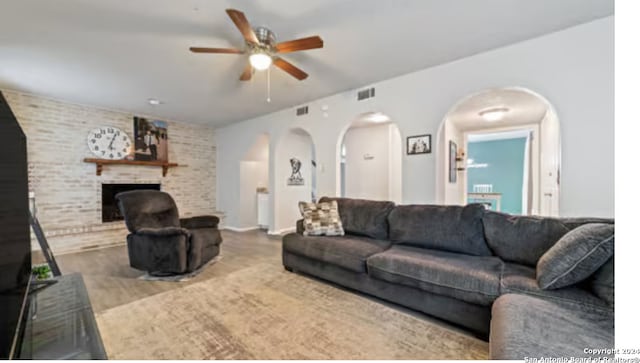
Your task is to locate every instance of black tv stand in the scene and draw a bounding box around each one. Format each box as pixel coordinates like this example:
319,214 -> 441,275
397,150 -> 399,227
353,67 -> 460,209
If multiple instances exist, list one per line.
28,279 -> 58,294
18,273 -> 106,359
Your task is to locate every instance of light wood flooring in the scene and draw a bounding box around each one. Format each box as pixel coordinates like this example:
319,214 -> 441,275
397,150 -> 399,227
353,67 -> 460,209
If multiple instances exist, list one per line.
53,229 -> 474,341
54,229 -> 282,313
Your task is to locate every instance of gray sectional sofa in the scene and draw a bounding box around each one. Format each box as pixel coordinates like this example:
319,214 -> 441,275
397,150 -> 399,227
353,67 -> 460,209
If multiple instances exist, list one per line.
282,197 -> 614,359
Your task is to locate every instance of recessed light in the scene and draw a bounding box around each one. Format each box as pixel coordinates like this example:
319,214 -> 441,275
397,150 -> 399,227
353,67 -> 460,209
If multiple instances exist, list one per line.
148,98 -> 162,106
479,107 -> 509,122
367,112 -> 390,123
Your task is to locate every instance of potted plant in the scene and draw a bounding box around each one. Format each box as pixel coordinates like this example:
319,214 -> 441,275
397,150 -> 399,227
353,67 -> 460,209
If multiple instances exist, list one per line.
32,263 -> 52,281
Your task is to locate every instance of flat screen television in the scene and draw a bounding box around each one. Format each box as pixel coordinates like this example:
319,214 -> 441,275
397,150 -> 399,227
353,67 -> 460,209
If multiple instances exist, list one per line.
0,92 -> 31,359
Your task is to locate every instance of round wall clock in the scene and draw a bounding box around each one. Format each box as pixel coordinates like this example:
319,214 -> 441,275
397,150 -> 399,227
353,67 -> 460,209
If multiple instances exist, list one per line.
87,126 -> 132,160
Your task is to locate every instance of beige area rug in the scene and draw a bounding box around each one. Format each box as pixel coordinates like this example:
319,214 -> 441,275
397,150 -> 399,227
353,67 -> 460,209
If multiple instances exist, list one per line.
96,263 -> 489,359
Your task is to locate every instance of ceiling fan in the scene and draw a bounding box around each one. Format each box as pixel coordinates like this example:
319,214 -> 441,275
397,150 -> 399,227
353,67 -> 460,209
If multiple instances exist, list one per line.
190,8 -> 324,81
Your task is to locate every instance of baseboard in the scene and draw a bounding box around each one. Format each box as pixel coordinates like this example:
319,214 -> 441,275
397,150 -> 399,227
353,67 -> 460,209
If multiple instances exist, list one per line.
32,240 -> 126,260
221,225 -> 260,232
267,227 -> 296,236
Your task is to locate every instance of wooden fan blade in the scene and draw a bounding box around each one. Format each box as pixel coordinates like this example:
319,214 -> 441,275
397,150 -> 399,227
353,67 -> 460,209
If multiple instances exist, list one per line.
275,36 -> 324,54
273,57 -> 308,80
190,47 -> 244,54
240,62 -> 253,81
226,9 -> 259,44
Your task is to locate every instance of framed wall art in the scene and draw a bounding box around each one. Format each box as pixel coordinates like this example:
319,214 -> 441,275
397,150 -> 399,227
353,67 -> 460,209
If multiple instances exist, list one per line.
406,134 -> 431,155
449,140 -> 457,183
133,117 -> 168,162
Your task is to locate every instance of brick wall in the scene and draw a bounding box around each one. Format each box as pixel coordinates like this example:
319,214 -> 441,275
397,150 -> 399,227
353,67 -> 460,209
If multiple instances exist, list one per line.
3,90 -> 218,255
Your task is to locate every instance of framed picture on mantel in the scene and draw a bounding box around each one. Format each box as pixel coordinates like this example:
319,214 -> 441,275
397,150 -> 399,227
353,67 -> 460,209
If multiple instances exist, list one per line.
134,117 -> 168,162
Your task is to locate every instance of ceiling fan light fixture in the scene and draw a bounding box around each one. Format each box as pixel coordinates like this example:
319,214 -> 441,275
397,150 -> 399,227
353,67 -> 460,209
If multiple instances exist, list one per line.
249,53 -> 272,71
479,107 -> 509,122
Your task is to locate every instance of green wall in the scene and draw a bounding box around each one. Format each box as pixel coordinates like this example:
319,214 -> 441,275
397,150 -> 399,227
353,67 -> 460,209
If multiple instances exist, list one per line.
467,137 -> 527,214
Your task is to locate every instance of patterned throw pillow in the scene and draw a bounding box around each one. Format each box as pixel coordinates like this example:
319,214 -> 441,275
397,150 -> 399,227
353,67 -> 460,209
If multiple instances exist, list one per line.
298,201 -> 345,236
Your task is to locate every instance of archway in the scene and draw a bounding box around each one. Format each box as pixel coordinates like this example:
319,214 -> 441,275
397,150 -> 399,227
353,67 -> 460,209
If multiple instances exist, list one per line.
273,127 -> 316,232
436,87 -> 560,216
238,133 -> 270,229
336,112 -> 402,203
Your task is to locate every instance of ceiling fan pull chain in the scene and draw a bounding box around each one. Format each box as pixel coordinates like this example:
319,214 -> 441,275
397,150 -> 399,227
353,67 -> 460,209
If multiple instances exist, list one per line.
267,66 -> 272,103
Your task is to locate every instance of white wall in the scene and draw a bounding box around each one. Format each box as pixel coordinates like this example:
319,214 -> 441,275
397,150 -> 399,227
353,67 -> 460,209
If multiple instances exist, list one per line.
216,16 -> 615,231
238,161 -> 269,228
237,134 -> 269,229
274,129 -> 314,233
539,110 -> 561,216
341,122 -> 402,202
4,90 -> 218,254
343,124 -> 390,200
388,123 -> 403,203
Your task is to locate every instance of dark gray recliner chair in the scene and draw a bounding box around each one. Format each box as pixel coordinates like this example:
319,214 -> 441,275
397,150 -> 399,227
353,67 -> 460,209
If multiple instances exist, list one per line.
116,190 -> 222,275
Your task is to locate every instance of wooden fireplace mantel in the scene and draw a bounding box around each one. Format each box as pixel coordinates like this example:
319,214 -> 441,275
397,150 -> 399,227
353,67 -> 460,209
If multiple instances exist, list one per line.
83,158 -> 179,177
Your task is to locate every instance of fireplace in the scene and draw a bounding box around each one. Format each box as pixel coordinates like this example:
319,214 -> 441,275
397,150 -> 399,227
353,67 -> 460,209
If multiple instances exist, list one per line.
102,183 -> 160,222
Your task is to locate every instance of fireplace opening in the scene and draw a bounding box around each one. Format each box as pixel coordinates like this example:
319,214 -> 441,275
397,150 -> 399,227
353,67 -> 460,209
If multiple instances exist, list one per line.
102,183 -> 160,222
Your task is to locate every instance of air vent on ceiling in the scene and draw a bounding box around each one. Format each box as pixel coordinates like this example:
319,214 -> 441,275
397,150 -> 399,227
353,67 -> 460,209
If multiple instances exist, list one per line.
296,105 -> 309,116
357,87 -> 376,101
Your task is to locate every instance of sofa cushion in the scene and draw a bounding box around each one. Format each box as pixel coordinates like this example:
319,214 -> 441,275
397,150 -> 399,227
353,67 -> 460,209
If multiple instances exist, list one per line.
501,263 -> 610,310
180,215 -> 220,229
537,223 -> 614,290
558,217 -> 614,230
187,229 -> 222,271
298,201 -> 344,236
490,294 -> 614,359
116,190 -> 181,231
589,257 -> 614,307
319,197 -> 394,240
483,211 -> 570,266
388,204 -> 491,256
366,245 -> 502,305
282,233 -> 391,273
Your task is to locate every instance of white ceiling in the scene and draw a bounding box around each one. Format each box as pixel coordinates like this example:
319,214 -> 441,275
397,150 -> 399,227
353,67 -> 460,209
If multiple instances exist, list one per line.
0,0 -> 613,126
447,88 -> 549,131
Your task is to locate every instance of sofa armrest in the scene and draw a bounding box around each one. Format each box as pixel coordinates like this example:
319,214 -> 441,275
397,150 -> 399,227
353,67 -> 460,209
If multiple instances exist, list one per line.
296,219 -> 305,234
180,216 -> 220,229
136,226 -> 191,237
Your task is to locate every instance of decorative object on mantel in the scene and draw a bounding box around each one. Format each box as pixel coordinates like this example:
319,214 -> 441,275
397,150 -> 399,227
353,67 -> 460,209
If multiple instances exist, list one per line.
87,126 -> 133,160
83,158 -> 179,177
134,117 -> 168,162
287,158 -> 304,185
407,134 -> 432,155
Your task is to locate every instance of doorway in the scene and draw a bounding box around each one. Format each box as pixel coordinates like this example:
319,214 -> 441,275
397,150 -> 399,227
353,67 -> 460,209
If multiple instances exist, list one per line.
437,87 -> 560,216
338,112 -> 402,203
238,133 -> 270,229
274,127 -> 316,232
465,129 -> 534,215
